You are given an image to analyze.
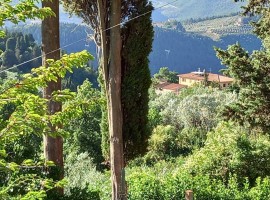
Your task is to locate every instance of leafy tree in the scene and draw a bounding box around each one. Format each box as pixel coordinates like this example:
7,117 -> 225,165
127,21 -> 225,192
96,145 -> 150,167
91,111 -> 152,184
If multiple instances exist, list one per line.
63,66 -> 99,91
64,80 -> 103,169
0,47 -> 92,199
153,67 -> 179,84
0,0 -> 54,38
149,86 -> 236,131
0,5 -> 93,198
62,2 -> 124,198
41,1 -> 64,197
184,122 -> 270,185
176,21 -> 186,32
215,2 -> 270,132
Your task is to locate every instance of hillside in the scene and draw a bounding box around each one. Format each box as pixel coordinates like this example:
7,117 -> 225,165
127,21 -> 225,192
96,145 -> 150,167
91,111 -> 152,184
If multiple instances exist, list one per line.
153,0 -> 247,21
9,23 -> 262,75
157,14 -> 256,41
11,0 -> 246,23
150,27 -> 261,74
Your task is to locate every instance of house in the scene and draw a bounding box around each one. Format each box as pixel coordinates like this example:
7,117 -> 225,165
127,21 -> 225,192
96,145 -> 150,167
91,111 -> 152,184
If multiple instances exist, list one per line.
155,69 -> 234,94
178,70 -> 233,88
155,82 -> 187,94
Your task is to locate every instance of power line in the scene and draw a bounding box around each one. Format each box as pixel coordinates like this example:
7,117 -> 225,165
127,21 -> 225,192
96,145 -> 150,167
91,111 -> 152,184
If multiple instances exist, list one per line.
0,0 -> 179,74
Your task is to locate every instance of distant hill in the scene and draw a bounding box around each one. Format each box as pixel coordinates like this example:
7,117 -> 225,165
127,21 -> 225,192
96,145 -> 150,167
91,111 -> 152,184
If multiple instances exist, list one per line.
10,0 -> 246,23
152,0 -> 247,21
9,22 -> 261,75
157,14 -> 256,41
150,27 -> 261,74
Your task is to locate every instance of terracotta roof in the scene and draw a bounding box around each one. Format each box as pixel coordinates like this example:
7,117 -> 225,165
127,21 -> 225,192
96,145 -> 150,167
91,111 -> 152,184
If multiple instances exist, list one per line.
156,82 -> 171,89
178,72 -> 233,83
162,83 -> 187,91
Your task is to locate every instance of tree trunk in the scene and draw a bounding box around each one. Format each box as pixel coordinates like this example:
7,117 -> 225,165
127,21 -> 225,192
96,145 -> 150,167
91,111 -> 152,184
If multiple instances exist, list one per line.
109,1 -> 125,199
41,0 -> 63,195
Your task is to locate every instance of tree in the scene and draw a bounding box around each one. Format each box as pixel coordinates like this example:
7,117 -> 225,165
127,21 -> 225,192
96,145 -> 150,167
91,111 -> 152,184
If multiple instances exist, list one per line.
121,0 -> 153,163
62,0 -> 153,199
64,1 -> 123,198
215,1 -> 270,132
41,0 -> 63,196
1,49 -> 18,67
0,0 -> 53,38
0,1 -> 93,198
0,50 -> 92,199
153,67 -> 179,84
184,122 -> 270,185
6,37 -> 16,51
234,0 -> 269,15
64,80 -> 104,170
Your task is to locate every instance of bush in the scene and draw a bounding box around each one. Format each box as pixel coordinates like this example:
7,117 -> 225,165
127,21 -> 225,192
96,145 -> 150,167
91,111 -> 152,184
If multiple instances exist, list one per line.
144,126 -> 206,164
183,122 -> 270,185
127,162 -> 270,200
64,152 -> 111,200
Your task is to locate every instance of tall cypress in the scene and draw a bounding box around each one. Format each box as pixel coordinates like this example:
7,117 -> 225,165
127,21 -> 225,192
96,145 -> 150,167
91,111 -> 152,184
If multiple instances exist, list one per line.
121,0 -> 154,162
62,0 -> 154,165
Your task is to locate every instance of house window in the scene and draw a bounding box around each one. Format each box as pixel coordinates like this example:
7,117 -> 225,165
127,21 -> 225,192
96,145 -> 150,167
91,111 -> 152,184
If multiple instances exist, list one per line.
182,78 -> 186,82
223,83 -> 226,87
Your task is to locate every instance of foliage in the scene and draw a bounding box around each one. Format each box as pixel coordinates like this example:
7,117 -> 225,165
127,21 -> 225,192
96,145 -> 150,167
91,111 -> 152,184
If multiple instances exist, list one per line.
215,2 -> 270,132
0,32 -> 42,72
149,86 -> 236,131
64,152 -> 111,200
0,50 -> 93,199
145,125 -> 178,162
153,67 -> 178,84
143,87 -> 237,163
120,0 -> 154,162
127,162 -> 270,200
64,80 -> 104,169
184,122 -> 270,185
176,90 -> 236,131
63,66 -> 99,91
0,0 -> 54,38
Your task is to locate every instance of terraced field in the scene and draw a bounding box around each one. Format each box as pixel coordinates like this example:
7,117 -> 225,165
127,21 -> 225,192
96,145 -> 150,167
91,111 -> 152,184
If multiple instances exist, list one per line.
183,16 -> 254,40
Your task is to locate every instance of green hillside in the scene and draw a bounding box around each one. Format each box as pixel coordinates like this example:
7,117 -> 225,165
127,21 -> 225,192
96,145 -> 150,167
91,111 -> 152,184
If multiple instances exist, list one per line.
11,0 -> 246,22
153,0 -> 247,20
9,22 -> 261,75
156,14 -> 255,40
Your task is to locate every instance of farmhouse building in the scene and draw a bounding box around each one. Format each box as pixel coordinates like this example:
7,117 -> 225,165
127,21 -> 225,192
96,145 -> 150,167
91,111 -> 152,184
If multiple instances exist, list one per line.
155,70 -> 234,94
178,71 -> 233,88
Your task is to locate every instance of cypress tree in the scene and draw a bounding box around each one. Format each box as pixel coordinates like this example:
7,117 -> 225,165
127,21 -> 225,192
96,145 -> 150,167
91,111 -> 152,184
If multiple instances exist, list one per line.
2,49 -> 17,67
121,0 -> 153,162
65,0 -> 154,164
5,37 -> 16,51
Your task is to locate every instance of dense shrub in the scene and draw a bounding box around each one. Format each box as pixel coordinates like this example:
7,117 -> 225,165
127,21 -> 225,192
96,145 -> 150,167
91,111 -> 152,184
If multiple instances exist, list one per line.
183,122 -> 270,185
146,87 -> 237,162
64,152 -> 111,200
127,163 -> 270,200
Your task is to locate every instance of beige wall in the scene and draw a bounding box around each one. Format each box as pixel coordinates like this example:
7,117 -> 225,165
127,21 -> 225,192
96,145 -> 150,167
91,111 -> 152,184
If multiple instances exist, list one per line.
179,77 -> 232,88
219,82 -> 231,88
179,77 -> 201,86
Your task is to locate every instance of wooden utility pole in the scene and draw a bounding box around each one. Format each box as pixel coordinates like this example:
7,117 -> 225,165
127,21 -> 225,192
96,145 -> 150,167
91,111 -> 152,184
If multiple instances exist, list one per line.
41,0 -> 63,194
